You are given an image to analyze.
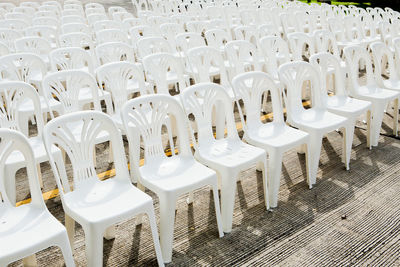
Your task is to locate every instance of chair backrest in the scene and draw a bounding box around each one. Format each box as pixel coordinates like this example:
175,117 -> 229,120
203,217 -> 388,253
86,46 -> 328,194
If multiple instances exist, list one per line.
0,129 -> 45,208
259,36 -> 291,79
313,29 -> 340,57
96,28 -> 129,45
0,42 -> 9,56
287,32 -> 316,61
278,61 -> 325,121
121,94 -> 192,164
137,36 -> 172,59
93,20 -> 121,32
0,29 -> 21,51
96,42 -> 135,65
129,25 -> 158,45
42,70 -> 101,114
234,25 -> 259,48
225,40 -> 261,75
143,52 -> 188,95
175,32 -> 206,55
181,82 -> 239,146
309,52 -> 348,97
0,81 -> 44,136
232,71 -> 285,131
96,61 -> 147,113
15,37 -> 52,55
159,22 -> 185,49
205,29 -> 231,50
87,13 -> 108,25
61,23 -> 91,35
43,111 -> 130,197
32,16 -> 59,29
187,46 -> 230,87
59,32 -> 95,52
343,45 -> 376,90
0,53 -> 47,85
370,41 -> 399,85
61,15 -> 86,25
50,47 -> 94,73
186,21 -> 208,35
25,25 -> 59,46
0,19 -> 29,31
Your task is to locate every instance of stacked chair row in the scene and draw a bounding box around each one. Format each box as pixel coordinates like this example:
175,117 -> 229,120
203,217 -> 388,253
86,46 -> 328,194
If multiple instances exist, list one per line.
1,0 -> 400,266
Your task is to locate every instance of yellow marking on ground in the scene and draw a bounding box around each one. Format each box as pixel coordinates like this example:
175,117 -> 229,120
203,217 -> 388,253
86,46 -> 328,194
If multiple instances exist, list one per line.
16,100 -> 311,206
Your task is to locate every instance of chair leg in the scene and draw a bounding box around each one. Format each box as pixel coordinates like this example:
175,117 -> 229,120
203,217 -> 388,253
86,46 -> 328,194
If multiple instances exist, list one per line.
366,109 -> 372,149
58,233 -> 76,267
307,134 -> 323,186
65,214 -> 75,251
84,226 -> 104,267
159,195 -> 176,263
371,104 -> 385,147
4,165 -> 19,205
146,207 -> 165,266
219,171 -> 238,233
22,254 -> 37,267
37,163 -> 44,189
108,141 -> 113,163
259,158 -> 269,210
211,183 -> 224,238
186,191 -> 194,204
267,149 -> 283,208
342,123 -> 355,171
104,225 -> 116,240
393,98 -> 399,137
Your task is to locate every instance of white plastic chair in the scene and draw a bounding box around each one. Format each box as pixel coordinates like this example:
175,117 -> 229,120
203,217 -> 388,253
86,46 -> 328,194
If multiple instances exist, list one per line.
50,47 -> 94,73
0,19 -> 28,32
61,23 -> 92,35
121,94 -> 224,263
137,36 -> 172,59
225,40 -> 262,79
0,41 -> 9,56
93,20 -> 122,32
32,17 -> 59,30
87,13 -> 108,26
25,25 -> 59,48
0,128 -> 75,267
95,42 -> 136,65
232,71 -> 311,207
42,70 -> 111,116
129,25 -> 159,46
187,46 -> 234,103
0,29 -> 21,52
205,28 -> 231,54
61,15 -> 86,25
180,82 -> 268,233
370,42 -> 400,94
96,29 -> 129,45
15,37 -> 52,65
142,52 -> 189,97
259,36 -> 291,81
278,61 -> 353,183
287,32 -> 316,61
344,45 -> 400,146
0,81 -> 63,204
310,52 -> 373,149
43,111 -> 164,267
0,52 -> 47,96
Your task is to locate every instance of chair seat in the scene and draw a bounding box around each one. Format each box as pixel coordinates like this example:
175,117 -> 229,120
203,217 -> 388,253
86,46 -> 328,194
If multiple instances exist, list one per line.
0,205 -> 66,260
140,156 -> 216,195
383,79 -> 400,91
327,95 -> 371,117
64,178 -> 152,224
6,136 -> 59,165
246,122 -> 309,150
290,108 -> 348,133
355,86 -> 400,102
196,138 -> 265,169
